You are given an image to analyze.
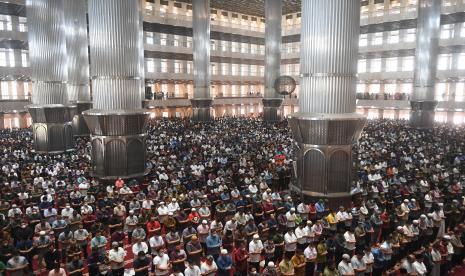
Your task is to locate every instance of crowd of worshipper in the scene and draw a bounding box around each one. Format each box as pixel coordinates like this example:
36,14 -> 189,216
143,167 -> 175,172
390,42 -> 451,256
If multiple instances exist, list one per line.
0,118 -> 465,276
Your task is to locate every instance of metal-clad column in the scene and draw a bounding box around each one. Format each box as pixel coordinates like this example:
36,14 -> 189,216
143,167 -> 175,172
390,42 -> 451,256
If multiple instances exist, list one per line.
26,0 -> 76,153
64,0 -> 92,136
263,0 -> 283,121
410,0 -> 442,128
190,0 -> 212,121
288,0 -> 366,208
83,0 -> 149,179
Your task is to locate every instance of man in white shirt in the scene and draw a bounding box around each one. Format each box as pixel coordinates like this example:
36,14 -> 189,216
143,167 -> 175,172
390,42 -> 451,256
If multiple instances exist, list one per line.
401,255 -> 415,274
344,229 -> 356,252
297,202 -> 310,222
61,204 -> 74,218
412,254 -> 427,275
108,242 -> 126,276
249,234 -> 263,272
168,198 -> 180,213
351,251 -> 366,276
284,229 -> 297,253
285,208 -> 297,228
294,224 -> 307,250
184,259 -> 201,276
338,254 -> 355,276
153,249 -> 171,275
304,242 -> 317,274
132,240 -> 149,256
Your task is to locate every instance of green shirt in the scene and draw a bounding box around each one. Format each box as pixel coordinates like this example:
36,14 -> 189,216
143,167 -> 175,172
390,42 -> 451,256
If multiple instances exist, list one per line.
317,243 -> 327,263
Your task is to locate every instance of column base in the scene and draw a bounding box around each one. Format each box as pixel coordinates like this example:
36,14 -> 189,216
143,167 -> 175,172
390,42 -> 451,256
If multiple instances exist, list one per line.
83,109 -> 150,180
72,101 -> 92,136
27,104 -> 77,153
262,98 -> 283,122
288,112 -> 366,207
190,98 -> 213,122
410,101 -> 437,129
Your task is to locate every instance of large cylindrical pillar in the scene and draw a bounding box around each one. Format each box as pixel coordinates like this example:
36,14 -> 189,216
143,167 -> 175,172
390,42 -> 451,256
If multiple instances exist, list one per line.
26,0 -> 76,153
83,0 -> 149,179
263,0 -> 283,121
64,0 -> 92,136
190,0 -> 212,121
410,0 -> 441,128
288,0 -> 365,207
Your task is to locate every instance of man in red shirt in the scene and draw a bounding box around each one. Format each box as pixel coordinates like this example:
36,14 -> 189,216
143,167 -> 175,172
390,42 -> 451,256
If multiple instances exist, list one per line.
233,241 -> 249,275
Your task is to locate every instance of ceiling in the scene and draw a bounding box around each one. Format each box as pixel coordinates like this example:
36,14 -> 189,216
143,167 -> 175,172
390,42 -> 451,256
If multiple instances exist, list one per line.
178,0 -> 302,17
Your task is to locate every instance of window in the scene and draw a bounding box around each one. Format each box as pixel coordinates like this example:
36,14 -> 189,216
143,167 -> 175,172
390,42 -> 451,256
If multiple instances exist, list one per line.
210,63 -> 217,75
436,82 -> 448,101
390,0 -> 401,14
438,54 -> 451,70
241,43 -> 248,53
231,64 -> 238,76
388,30 -> 399,44
8,49 -> 14,67
372,32 -> 383,46
456,82 -> 465,101
370,84 -> 380,94
370,59 -> 382,72
385,83 -> 397,94
250,65 -> 257,76
402,83 -> 413,94
251,44 -> 258,54
220,40 -> 228,52
187,61 -> 193,74
23,82 -> 29,97
0,50 -> 6,66
0,15 -> 12,31
241,64 -> 248,76
240,85 -> 247,96
146,59 -> 155,73
160,33 -> 167,46
386,57 -> 398,72
231,85 -> 238,97
1,82 -> 8,98
358,59 -> 367,73
357,83 -> 366,93
11,81 -> 17,99
221,63 -> 228,75
160,59 -> 168,73
210,40 -> 217,51
173,35 -> 180,47
402,57 -> 414,71
231,42 -> 239,52
375,4 -> 384,17
404,29 -> 416,42
21,51 -> 27,67
441,24 -> 454,39
461,23 -> 465,37
174,61 -> 182,73
146,33 -> 154,44
360,6 -> 369,19
174,84 -> 180,97
19,17 -> 27,32
359,34 -> 368,47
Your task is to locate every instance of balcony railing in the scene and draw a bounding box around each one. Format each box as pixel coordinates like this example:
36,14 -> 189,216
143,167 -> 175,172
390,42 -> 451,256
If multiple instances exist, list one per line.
356,93 -> 410,100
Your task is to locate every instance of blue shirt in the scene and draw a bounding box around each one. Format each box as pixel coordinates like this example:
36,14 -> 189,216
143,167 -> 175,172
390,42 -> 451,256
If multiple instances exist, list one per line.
216,255 -> 232,271
371,248 -> 385,268
315,202 -> 325,213
206,234 -> 222,248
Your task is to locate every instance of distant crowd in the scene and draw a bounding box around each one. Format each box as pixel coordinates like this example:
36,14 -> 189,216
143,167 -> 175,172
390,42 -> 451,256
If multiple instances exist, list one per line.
0,118 -> 464,276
